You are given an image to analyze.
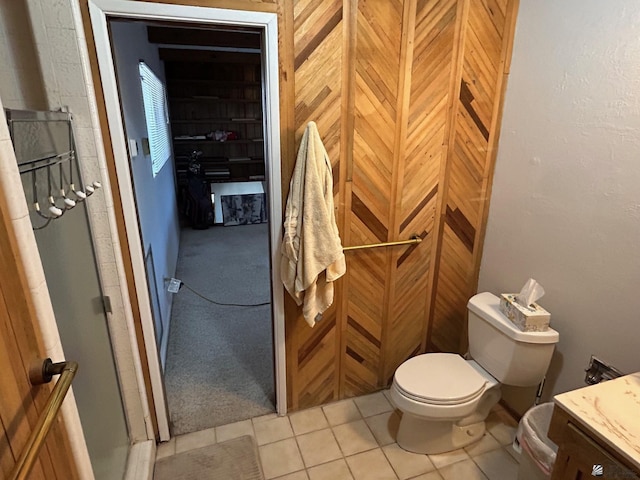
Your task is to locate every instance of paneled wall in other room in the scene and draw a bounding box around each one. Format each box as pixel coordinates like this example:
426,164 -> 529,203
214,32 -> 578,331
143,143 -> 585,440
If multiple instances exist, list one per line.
285,0 -> 519,410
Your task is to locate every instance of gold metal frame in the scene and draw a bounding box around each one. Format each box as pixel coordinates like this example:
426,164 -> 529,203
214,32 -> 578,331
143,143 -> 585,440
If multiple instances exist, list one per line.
343,235 -> 422,252
10,359 -> 78,480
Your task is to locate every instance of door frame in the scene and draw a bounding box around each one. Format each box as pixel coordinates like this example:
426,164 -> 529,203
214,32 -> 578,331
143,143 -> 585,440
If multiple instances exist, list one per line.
88,0 -> 285,441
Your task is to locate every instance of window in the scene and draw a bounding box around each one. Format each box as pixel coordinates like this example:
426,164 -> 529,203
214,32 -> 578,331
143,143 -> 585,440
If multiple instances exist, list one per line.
139,61 -> 171,176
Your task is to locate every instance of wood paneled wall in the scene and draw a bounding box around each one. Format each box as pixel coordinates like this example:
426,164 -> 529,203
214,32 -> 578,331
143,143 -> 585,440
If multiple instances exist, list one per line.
285,0 -> 519,410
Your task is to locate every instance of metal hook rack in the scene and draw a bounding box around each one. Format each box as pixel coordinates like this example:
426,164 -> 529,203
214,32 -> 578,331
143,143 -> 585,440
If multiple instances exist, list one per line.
5,108 -> 102,230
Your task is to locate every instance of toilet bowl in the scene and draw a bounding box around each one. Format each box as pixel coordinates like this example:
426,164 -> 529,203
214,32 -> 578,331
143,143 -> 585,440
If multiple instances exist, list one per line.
390,292 -> 559,455
391,353 -> 501,454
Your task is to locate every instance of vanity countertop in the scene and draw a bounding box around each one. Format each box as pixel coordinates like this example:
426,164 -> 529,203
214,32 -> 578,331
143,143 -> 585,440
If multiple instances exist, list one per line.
554,371 -> 640,471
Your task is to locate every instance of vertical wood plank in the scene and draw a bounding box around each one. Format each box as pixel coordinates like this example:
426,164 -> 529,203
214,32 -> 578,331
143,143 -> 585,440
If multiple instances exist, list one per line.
380,0 -> 417,385
336,0 -> 358,398
385,0 -> 460,381
424,0 -> 470,353
427,0 -> 518,353
289,0 -> 344,409
342,0 -> 404,397
462,0 -> 519,352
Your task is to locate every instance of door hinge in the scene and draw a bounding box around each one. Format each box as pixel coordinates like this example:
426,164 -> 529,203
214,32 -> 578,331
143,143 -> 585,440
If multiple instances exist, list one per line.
102,296 -> 113,314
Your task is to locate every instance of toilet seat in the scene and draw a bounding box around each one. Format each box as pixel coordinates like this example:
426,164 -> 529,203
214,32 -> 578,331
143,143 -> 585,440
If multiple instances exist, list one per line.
393,353 -> 487,405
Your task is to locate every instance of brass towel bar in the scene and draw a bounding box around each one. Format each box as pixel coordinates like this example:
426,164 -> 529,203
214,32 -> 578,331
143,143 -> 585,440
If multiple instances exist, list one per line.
343,235 -> 422,252
10,359 -> 78,480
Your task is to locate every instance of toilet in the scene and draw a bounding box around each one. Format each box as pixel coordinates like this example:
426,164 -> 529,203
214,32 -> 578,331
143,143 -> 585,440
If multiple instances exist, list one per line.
390,292 -> 559,455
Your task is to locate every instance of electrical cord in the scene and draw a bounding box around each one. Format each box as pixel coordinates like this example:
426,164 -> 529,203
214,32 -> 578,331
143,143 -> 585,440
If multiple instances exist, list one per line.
179,280 -> 270,307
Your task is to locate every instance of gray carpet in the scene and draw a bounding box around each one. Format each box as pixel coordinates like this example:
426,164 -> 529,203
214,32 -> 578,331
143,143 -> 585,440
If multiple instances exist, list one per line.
165,223 -> 275,435
154,435 -> 264,480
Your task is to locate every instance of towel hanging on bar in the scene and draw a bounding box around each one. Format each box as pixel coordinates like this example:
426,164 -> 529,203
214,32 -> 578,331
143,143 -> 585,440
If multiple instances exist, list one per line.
280,122 -> 346,327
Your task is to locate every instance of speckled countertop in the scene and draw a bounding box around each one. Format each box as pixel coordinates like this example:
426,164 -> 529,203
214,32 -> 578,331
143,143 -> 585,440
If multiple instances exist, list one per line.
554,372 -> 640,471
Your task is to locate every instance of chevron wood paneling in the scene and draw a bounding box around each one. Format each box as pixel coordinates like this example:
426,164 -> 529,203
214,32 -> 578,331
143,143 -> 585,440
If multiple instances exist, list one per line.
285,0 -> 344,410
428,0 -> 517,353
382,0 -> 459,382
280,0 -> 517,409
341,0 -> 404,397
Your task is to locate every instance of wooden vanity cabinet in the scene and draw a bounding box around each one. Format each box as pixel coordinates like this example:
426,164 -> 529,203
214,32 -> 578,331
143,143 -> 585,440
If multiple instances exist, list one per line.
548,405 -> 640,480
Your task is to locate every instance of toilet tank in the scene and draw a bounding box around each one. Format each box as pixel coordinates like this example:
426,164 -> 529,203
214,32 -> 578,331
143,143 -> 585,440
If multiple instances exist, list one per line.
467,292 -> 559,387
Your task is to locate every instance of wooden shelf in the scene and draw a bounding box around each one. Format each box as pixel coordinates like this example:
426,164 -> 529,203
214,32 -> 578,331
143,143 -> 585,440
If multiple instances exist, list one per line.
167,53 -> 264,186
175,158 -> 264,166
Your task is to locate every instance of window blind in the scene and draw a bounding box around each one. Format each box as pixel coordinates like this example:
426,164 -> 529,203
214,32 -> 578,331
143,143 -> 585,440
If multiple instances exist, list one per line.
139,62 -> 171,176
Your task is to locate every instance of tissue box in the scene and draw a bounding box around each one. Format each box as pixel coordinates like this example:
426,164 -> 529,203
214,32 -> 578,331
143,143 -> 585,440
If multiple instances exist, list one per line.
499,294 -> 550,332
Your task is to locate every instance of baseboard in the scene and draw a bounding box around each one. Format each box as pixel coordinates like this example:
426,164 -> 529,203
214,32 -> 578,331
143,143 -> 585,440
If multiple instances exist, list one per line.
499,399 -> 523,422
124,440 -> 155,480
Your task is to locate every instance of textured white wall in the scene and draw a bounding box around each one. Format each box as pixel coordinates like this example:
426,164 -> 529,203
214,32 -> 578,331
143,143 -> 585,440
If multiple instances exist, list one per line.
479,1 -> 640,414
0,0 -> 46,109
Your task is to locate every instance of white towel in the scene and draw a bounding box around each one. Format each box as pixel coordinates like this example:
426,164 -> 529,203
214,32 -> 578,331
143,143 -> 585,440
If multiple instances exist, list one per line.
280,122 -> 346,327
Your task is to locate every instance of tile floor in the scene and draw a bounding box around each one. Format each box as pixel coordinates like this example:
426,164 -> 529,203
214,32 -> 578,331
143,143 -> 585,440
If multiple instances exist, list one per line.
155,390 -> 521,480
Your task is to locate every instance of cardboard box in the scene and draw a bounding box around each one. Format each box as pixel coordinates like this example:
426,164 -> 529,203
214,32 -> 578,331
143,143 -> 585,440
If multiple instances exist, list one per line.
499,294 -> 551,332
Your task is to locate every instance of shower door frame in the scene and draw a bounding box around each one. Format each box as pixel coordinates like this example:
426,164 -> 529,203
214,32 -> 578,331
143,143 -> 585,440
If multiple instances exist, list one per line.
89,0 -> 285,441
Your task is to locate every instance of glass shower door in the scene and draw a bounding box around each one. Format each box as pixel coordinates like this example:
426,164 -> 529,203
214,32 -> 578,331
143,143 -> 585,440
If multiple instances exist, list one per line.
8,109 -> 129,480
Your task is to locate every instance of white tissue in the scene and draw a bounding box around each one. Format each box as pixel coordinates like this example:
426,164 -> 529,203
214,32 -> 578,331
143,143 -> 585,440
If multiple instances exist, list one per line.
516,278 -> 545,308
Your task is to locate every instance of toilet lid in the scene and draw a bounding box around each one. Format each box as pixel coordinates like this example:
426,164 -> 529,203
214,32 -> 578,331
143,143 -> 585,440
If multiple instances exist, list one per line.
394,353 -> 487,405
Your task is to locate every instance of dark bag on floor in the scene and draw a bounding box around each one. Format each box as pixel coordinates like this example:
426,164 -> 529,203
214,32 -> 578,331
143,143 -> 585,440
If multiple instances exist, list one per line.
185,159 -> 213,229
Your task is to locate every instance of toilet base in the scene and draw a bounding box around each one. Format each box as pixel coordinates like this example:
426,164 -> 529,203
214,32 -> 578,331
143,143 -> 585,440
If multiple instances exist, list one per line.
396,413 -> 487,455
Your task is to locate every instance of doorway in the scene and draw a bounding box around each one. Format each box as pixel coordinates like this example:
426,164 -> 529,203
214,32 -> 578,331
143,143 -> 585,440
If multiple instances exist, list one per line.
89,0 -> 285,441
110,18 -> 275,434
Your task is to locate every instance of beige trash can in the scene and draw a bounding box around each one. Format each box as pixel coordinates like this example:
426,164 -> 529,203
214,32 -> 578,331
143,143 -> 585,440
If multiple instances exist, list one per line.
515,402 -> 557,480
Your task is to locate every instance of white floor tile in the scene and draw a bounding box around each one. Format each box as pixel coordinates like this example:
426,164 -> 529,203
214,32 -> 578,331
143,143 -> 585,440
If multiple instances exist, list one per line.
365,411 -> 401,446
473,447 -> 519,480
289,407 -> 329,436
296,428 -> 343,468
487,422 -> 517,446
174,427 -> 216,453
154,387 -> 523,480
428,448 -> 470,470
215,419 -> 254,443
346,448 -> 398,480
307,458 -> 354,480
259,438 -> 305,479
486,412 -> 517,446
438,458 -> 488,480
354,392 -> 393,418
382,443 -> 435,480
464,433 -> 501,457
323,399 -> 362,426
332,420 -> 378,456
408,472 -> 444,480
254,416 -> 294,446
273,471 -> 309,480
253,413 -> 279,424
504,444 -> 521,462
